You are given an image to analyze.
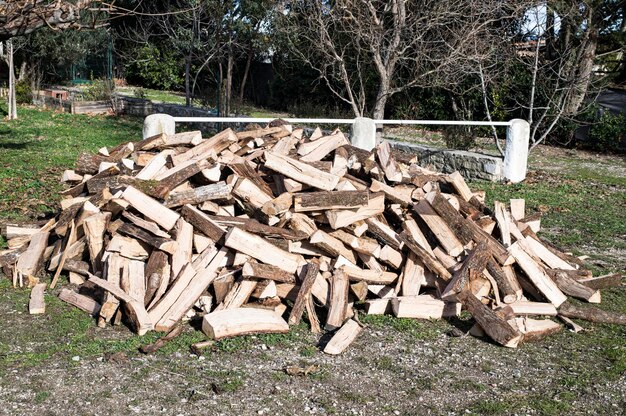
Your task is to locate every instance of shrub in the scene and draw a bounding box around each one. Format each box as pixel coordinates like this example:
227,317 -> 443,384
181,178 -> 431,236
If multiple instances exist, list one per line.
587,111 -> 626,152
442,125 -> 476,150
15,80 -> 32,104
133,87 -> 147,100
83,79 -> 114,101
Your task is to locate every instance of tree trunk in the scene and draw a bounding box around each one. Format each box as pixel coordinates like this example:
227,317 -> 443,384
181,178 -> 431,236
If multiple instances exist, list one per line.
185,55 -> 191,108
239,44 -> 253,103
8,40 -> 17,120
563,26 -> 598,116
225,48 -> 233,117
372,78 -> 390,120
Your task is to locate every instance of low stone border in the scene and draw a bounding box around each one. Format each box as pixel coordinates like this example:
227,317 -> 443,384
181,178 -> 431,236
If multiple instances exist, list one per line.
388,140 -> 503,182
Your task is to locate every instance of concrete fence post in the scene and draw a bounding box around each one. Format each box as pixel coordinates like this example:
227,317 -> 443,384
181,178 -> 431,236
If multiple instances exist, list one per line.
351,117 -> 377,151
143,113 -> 175,139
503,119 -> 530,183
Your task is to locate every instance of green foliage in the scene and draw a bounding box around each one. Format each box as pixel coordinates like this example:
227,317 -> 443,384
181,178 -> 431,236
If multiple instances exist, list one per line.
133,87 -> 147,100
15,80 -> 32,104
442,125 -> 476,150
588,111 -> 626,152
125,44 -> 183,91
83,79 -> 114,101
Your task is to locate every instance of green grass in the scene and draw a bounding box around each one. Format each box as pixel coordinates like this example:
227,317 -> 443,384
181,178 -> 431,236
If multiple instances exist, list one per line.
116,87 -> 187,105
0,105 -> 142,222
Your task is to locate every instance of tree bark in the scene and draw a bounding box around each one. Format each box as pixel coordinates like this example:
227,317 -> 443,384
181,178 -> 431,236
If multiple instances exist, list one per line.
239,43 -> 253,103
8,40 -> 17,120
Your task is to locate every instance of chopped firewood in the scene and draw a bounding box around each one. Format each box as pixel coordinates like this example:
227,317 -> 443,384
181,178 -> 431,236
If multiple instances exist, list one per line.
391,296 -> 461,319
288,261 -> 320,325
242,261 -> 296,283
326,269 -> 350,330
493,201 -> 512,247
457,290 -> 523,348
202,308 -> 289,340
547,269 -> 601,303
164,182 -> 231,208
58,288 -> 101,316
225,227 -> 304,273
507,301 -> 558,316
326,192 -> 385,229
558,302 -> 626,325
14,230 -> 49,285
441,242 -> 490,301
323,319 -> 363,355
414,199 -> 464,257
264,151 -> 340,191
293,190 -> 369,212
509,199 -> 525,221
577,273 -> 622,290
29,283 -> 46,314
122,186 -> 180,231
4,123 -> 616,352
516,317 -> 562,343
508,243 -> 567,307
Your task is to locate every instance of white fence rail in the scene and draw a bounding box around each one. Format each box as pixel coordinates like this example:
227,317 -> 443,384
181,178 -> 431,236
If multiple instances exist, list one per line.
144,114 -> 529,183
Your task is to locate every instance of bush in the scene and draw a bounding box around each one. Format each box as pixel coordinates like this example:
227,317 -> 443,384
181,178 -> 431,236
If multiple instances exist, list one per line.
15,80 -> 32,104
442,125 -> 476,150
133,87 -> 147,100
83,79 -> 114,101
588,111 -> 626,152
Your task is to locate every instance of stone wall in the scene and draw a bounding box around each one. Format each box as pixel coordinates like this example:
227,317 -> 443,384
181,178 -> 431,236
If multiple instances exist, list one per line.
387,140 -> 503,182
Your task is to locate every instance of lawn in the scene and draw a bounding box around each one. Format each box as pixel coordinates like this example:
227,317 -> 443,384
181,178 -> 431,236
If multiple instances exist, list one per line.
0,105 -> 624,415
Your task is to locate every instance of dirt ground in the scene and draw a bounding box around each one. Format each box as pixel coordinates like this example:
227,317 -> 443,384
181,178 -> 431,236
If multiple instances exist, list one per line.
1,143 -> 624,416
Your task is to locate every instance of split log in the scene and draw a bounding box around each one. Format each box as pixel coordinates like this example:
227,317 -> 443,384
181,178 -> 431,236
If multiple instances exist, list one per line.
516,317 -> 562,343
326,193 -> 385,229
447,171 -> 473,201
264,151 -> 340,191
202,308 -> 289,340
15,231 -> 49,284
122,186 -> 180,231
288,261 -> 320,325
88,275 -> 154,335
457,290 -> 523,348
326,269 -> 349,330
216,279 -> 258,311
507,301 -> 558,316
58,288 -> 101,316
164,182 -> 230,208
29,283 -> 46,314
180,205 -> 226,242
224,227 -> 304,274
293,190 -> 369,212
171,128 -> 237,165
323,319 -> 362,355
441,243 -> 490,301
309,230 -> 358,265
391,296 -> 461,319
398,231 -> 452,281
341,266 -> 397,284
508,243 -> 567,307
242,261 -> 296,283
547,269 -> 601,303
376,141 -> 402,182
558,302 -> 626,326
414,199 -> 464,257
577,273 -> 622,290
298,132 -> 349,162
206,215 -> 306,241
117,223 -> 178,255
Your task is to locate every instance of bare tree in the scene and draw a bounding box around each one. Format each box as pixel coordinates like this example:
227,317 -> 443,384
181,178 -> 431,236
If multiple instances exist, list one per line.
280,0 -> 521,120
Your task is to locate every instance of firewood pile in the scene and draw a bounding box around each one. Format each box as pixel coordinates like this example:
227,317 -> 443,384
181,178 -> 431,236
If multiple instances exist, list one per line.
1,122 -> 624,354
